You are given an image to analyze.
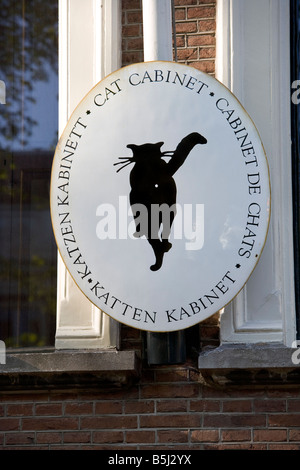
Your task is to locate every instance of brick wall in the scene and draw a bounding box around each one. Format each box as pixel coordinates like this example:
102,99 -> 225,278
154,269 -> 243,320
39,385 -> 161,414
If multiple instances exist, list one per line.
1,369 -> 300,450
1,0 -> 300,451
122,0 -> 216,74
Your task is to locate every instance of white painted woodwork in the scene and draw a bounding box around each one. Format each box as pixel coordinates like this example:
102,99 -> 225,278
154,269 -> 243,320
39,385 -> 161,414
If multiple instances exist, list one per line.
142,0 -> 173,61
216,0 -> 296,346
55,0 -> 121,349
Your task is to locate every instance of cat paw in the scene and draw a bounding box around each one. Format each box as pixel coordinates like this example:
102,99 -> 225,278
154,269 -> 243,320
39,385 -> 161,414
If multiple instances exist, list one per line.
150,252 -> 164,271
150,261 -> 162,271
162,240 -> 172,252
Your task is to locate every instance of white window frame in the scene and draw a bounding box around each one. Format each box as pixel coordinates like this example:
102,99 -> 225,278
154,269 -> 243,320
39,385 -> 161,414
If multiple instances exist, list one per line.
55,0 -> 121,349
216,0 -> 296,347
55,0 -> 297,352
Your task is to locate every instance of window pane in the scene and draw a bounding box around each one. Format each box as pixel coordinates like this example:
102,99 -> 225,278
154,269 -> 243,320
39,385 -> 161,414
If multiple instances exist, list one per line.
291,0 -> 300,338
0,0 -> 58,347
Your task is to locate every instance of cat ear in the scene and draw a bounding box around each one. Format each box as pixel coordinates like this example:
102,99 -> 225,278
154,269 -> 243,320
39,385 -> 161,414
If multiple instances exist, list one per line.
127,144 -> 137,150
156,142 -> 164,148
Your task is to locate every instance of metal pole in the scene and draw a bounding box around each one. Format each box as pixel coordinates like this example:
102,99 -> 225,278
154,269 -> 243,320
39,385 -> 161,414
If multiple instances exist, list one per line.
142,0 -> 186,365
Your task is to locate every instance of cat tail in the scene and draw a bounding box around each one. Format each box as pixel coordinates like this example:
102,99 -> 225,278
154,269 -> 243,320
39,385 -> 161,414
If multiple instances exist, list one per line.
167,132 -> 207,176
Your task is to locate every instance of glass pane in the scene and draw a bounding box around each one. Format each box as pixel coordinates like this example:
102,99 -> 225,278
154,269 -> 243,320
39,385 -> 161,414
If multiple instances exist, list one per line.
291,0 -> 300,338
0,0 -> 58,347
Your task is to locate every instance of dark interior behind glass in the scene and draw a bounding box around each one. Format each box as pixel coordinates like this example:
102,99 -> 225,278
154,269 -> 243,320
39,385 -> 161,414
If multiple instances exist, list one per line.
0,0 -> 58,347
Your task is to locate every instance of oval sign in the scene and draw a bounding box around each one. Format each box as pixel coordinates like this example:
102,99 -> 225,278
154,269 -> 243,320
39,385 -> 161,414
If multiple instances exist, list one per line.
50,61 -> 270,332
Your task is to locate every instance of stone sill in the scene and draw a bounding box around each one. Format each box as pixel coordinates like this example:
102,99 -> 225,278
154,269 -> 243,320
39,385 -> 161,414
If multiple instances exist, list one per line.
198,343 -> 300,387
0,349 -> 141,391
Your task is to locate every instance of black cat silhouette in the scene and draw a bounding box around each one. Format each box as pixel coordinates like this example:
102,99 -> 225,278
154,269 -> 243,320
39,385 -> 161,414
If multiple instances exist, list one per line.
114,132 -> 207,271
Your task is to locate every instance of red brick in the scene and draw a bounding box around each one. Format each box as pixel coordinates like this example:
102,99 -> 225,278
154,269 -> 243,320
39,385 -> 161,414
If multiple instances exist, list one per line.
269,444 -> 300,450
156,400 -> 187,413
122,0 -> 141,9
176,21 -> 198,34
287,399 -> 300,412
126,430 -> 155,443
174,35 -> 185,48
6,404 -> 33,416
127,37 -> 143,51
95,401 -> 122,414
199,19 -> 216,32
124,400 -> 154,414
187,34 -> 215,46
126,11 -> 142,24
93,431 -> 124,444
222,400 -> 252,413
64,402 -> 93,415
289,429 -> 300,441
63,432 -> 91,444
122,52 -> 144,66
158,430 -> 189,443
191,60 -> 215,73
140,413 -> 201,428
255,429 -> 287,442
268,414 -> 300,427
222,429 -> 251,442
177,48 -> 198,61
35,404 -> 62,416
190,400 -> 220,412
187,6 -> 215,19
5,433 -> 35,445
22,417 -> 78,431
191,430 -> 219,443
174,8 -> 186,21
81,415 -> 137,430
254,399 -> 286,413
36,432 -> 62,444
199,47 -> 215,59
203,414 -> 266,428
122,25 -> 141,37
0,418 -> 20,431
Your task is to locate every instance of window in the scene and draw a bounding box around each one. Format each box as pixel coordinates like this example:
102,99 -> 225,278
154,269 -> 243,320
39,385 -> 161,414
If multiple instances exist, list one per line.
0,0 -> 58,347
291,0 -> 300,338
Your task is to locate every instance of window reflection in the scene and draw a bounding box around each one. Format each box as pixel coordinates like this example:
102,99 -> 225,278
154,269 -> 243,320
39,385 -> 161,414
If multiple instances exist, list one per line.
291,0 -> 300,338
0,0 -> 58,347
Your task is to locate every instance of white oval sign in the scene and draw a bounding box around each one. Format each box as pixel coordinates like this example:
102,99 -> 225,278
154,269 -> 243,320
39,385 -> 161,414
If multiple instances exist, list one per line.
50,61 -> 270,332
